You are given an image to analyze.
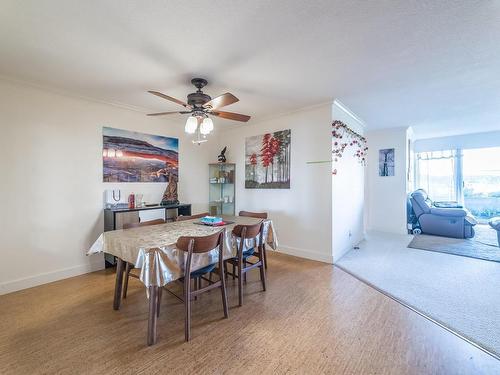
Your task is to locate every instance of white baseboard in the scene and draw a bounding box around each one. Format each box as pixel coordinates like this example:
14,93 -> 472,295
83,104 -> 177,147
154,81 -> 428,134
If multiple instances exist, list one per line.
278,245 -> 334,264
0,258 -> 105,295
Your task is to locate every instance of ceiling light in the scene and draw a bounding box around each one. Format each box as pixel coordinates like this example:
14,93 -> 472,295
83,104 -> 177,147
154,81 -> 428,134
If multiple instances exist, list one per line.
202,117 -> 214,132
185,116 -> 198,134
200,117 -> 213,135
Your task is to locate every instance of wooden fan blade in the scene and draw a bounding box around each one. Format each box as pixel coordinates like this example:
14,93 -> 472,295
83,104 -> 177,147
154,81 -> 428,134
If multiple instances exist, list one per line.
211,110 -> 251,122
148,91 -> 191,109
147,111 -> 190,116
203,93 -> 239,110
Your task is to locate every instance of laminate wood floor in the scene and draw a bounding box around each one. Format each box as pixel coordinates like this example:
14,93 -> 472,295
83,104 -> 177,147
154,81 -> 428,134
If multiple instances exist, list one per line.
0,252 -> 499,374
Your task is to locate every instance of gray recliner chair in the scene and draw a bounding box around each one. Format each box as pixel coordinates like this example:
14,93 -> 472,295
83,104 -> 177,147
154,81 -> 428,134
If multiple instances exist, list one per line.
410,189 -> 477,239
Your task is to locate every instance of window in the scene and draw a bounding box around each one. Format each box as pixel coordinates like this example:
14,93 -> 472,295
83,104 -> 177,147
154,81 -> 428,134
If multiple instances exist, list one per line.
415,147 -> 500,222
416,150 -> 459,202
463,147 -> 500,220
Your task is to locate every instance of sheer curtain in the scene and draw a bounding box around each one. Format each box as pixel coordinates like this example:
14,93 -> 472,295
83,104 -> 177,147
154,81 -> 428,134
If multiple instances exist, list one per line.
415,150 -> 463,203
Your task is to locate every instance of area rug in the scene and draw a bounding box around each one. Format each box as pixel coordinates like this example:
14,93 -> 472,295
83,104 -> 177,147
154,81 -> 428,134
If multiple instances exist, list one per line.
475,224 -> 499,247
337,232 -> 500,359
408,226 -> 499,263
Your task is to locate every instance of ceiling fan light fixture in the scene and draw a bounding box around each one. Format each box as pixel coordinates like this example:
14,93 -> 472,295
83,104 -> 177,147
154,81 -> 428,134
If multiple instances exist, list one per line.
185,116 -> 198,134
148,79 -> 250,143
200,117 -> 214,135
199,121 -> 211,135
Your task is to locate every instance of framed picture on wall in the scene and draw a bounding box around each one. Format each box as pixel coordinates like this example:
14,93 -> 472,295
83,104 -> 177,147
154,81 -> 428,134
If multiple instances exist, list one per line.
245,129 -> 291,189
102,127 -> 179,182
379,148 -> 395,176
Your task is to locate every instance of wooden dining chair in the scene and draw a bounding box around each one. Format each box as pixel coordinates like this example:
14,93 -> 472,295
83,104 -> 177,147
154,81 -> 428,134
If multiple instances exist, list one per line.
122,219 -> 165,299
176,212 -> 216,285
176,212 -> 209,221
239,211 -> 269,269
225,221 -> 266,306
174,230 -> 229,341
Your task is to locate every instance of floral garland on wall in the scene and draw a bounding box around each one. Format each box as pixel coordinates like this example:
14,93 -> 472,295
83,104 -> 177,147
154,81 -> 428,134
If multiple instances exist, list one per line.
332,120 -> 368,175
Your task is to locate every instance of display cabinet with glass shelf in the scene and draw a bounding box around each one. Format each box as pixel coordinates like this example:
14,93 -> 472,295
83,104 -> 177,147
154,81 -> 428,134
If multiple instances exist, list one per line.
209,163 -> 235,216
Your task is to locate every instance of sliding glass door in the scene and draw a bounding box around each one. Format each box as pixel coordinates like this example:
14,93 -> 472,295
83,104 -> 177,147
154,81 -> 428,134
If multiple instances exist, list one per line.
463,147 -> 500,221
415,146 -> 500,223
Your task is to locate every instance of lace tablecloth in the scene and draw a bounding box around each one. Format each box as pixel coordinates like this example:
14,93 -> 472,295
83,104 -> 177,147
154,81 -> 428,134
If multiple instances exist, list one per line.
88,215 -> 277,287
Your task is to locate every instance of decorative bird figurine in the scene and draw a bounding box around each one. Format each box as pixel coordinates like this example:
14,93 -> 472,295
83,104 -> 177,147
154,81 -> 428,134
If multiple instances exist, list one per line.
218,147 -> 227,163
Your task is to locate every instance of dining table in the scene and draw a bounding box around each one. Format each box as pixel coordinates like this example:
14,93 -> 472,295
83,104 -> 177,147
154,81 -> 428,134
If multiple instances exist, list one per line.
87,215 -> 278,345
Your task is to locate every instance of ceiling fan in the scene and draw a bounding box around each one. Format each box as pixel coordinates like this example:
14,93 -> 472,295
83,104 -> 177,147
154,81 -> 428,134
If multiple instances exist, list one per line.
147,78 -> 251,142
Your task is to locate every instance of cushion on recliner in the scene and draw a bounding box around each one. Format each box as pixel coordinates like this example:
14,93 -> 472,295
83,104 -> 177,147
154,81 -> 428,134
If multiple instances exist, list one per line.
411,190 -> 432,216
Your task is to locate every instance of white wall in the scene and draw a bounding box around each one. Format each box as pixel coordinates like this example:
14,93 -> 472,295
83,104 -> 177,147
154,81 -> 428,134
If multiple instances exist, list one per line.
211,104 -> 334,263
365,127 -> 409,234
0,79 -> 209,294
0,79 -> 369,293
331,101 -> 365,262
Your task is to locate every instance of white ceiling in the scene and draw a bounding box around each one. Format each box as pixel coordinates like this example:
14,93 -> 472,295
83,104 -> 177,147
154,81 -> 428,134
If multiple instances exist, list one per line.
1,0 -> 500,138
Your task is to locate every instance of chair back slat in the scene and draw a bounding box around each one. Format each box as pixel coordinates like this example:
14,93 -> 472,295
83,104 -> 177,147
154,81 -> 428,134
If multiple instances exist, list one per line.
176,230 -> 225,253
176,212 -> 209,222
123,219 -> 165,229
232,221 -> 263,239
239,211 -> 268,219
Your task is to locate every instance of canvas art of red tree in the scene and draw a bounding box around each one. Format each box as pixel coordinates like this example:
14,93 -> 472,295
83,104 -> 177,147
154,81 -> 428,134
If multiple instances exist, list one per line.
245,129 -> 291,189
